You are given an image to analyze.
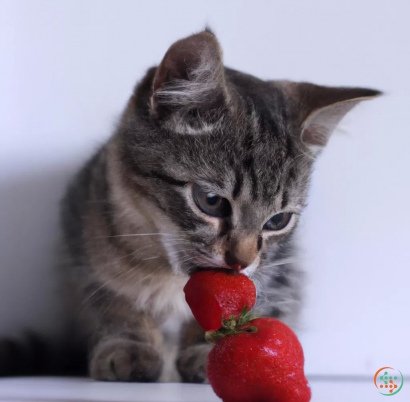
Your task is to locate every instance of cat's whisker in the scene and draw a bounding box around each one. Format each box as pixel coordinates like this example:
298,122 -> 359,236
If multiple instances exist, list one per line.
160,241 -> 193,247
96,269 -> 145,318
141,256 -> 160,261
131,265 -> 165,285
81,269 -> 130,306
164,248 -> 194,255
174,255 -> 199,267
261,257 -> 298,269
83,249 -> 170,309
81,269 -> 139,311
98,265 -> 167,319
114,245 -> 155,261
94,233 -> 188,239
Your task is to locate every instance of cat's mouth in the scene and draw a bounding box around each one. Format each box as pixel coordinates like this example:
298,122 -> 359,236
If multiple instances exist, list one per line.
185,248 -> 249,276
188,265 -> 241,276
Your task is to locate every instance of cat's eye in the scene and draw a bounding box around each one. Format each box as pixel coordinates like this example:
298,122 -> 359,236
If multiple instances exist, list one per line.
263,212 -> 293,231
192,184 -> 231,218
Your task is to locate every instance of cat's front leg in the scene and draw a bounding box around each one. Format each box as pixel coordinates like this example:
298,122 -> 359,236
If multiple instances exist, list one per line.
90,336 -> 162,382
176,320 -> 212,383
84,289 -> 163,382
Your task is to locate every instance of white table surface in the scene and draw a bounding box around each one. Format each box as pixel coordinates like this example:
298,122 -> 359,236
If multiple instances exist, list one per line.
0,377 -> 407,402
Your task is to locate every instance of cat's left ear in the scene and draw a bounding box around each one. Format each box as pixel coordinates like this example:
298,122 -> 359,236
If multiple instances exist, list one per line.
151,30 -> 228,133
278,82 -> 381,155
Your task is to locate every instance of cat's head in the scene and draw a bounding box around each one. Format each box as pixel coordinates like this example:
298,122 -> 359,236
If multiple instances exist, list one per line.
117,30 -> 380,277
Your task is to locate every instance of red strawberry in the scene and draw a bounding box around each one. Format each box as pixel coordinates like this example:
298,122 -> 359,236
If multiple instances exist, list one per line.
183,270 -> 256,332
207,317 -> 311,402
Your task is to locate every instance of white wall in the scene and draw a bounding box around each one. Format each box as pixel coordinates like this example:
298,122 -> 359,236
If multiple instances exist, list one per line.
1,0 -> 409,376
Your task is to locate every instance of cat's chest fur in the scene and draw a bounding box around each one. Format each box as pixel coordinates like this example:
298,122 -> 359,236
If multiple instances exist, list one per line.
133,274 -> 192,324
134,275 -> 192,382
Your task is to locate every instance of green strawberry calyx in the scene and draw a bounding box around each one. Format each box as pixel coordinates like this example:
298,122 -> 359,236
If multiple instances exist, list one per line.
205,307 -> 261,345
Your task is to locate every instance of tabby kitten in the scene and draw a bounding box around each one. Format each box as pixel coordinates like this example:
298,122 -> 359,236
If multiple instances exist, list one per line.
62,30 -> 378,382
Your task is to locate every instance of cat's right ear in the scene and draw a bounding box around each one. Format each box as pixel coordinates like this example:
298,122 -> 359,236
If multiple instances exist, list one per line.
150,30 -> 228,133
275,81 -> 381,156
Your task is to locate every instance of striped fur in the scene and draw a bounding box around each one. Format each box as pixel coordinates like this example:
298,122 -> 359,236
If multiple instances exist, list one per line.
0,30 -> 380,381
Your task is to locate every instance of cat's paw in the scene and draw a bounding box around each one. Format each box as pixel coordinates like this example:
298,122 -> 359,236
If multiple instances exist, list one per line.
90,338 -> 162,382
177,343 -> 212,383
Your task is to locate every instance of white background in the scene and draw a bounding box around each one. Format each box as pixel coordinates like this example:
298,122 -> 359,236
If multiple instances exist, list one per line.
1,0 -> 409,378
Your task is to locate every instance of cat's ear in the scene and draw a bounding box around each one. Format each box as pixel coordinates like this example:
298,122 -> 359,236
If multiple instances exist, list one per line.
277,82 -> 381,155
151,30 -> 227,133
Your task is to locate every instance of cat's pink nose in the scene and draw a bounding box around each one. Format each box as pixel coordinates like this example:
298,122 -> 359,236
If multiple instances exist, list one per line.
225,251 -> 248,270
227,263 -> 245,271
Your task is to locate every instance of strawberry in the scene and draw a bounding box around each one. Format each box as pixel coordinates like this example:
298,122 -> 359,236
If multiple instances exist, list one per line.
207,317 -> 311,402
183,270 -> 256,332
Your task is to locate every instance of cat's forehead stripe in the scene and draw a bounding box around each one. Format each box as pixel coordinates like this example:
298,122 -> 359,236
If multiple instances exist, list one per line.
232,169 -> 243,199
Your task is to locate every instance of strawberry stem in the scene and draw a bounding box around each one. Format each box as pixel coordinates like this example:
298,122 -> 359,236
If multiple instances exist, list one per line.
205,307 -> 260,345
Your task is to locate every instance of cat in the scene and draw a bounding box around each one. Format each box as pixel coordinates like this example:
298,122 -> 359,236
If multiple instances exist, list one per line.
0,29 -> 380,382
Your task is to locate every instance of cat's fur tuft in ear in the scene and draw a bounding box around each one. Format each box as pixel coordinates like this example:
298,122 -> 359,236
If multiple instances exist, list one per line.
276,81 -> 382,155
150,30 -> 228,133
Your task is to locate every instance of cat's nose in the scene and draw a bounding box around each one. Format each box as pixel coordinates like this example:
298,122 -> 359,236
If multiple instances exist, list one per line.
224,235 -> 259,270
224,251 -> 250,271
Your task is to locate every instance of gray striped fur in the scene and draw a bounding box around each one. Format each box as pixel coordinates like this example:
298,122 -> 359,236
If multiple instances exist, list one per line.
0,30 -> 380,382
